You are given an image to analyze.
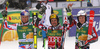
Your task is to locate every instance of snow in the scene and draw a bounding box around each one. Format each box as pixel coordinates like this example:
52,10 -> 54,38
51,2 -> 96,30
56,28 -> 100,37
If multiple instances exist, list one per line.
0,36 -> 100,49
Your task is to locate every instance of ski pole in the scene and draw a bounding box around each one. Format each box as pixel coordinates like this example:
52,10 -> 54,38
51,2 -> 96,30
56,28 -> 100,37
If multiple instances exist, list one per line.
0,10 -> 7,45
44,38 -> 46,49
32,12 -> 38,49
55,39 -> 57,49
0,20 -> 4,45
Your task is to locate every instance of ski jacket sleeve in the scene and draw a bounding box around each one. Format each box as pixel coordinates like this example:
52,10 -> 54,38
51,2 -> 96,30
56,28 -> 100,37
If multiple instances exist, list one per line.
87,27 -> 98,43
67,19 -> 77,30
38,23 -> 47,31
4,20 -> 17,30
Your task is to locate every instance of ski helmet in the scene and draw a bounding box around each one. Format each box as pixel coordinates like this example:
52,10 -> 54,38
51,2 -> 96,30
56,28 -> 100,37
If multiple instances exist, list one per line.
77,10 -> 87,22
49,14 -> 59,24
20,10 -> 30,23
77,10 -> 86,16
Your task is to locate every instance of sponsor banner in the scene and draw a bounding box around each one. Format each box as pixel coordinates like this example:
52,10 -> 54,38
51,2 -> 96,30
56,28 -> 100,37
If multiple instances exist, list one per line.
0,9 -> 63,39
69,16 -> 100,36
7,13 -> 21,23
72,7 -> 100,16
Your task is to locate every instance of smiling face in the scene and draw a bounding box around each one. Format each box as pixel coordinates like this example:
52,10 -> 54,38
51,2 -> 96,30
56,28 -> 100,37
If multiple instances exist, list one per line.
21,16 -> 29,23
78,16 -> 85,24
51,18 -> 58,27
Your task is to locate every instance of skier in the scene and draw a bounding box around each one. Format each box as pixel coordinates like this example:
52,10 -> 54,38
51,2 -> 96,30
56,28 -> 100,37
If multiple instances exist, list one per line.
66,3 -> 98,49
4,10 -> 34,49
37,14 -> 68,49
36,0 -> 53,47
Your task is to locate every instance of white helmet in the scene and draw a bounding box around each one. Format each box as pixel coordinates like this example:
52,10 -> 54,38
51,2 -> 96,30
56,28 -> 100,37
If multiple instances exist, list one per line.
20,10 -> 30,23
77,10 -> 86,16
20,10 -> 30,16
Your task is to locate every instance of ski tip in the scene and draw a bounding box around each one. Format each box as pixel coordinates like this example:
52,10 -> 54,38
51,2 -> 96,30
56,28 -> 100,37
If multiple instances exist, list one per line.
90,10 -> 95,13
90,10 -> 95,16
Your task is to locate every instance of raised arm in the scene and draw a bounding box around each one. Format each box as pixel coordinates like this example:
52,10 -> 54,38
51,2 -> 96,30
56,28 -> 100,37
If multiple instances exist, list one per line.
66,3 -> 77,30
4,20 -> 17,30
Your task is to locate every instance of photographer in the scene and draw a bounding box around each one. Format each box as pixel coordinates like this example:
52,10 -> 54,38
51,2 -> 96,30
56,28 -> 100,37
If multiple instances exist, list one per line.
36,0 -> 53,47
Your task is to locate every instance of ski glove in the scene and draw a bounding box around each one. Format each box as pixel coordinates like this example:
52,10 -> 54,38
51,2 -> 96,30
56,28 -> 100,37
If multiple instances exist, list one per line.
78,41 -> 89,48
68,16 -> 73,25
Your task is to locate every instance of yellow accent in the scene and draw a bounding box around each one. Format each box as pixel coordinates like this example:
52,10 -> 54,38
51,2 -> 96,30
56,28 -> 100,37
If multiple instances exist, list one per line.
6,1 -> 9,7
33,26 -> 37,28
66,0 -> 77,1
53,10 -> 59,15
39,30 -> 42,36
78,34 -> 88,41
50,14 -> 57,19
34,35 -> 37,48
81,28 -> 83,30
2,30 -> 18,41
33,26 -> 35,28
0,23 -> 1,29
26,32 -> 33,39
67,12 -> 72,16
7,13 -> 21,23
34,12 -> 36,15
52,30 -> 57,33
22,27 -> 28,29
81,30 -> 86,33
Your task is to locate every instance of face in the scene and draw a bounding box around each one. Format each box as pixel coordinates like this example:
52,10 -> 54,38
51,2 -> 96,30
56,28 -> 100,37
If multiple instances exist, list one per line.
21,16 -> 29,23
51,18 -> 58,27
78,16 -> 85,24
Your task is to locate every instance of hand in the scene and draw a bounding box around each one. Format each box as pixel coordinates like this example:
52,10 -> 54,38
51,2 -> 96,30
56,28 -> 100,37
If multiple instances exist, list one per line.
67,3 -> 73,8
87,34 -> 93,40
78,41 -> 89,48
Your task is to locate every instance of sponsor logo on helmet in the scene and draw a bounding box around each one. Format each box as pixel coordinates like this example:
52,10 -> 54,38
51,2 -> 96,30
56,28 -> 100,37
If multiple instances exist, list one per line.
50,14 -> 57,19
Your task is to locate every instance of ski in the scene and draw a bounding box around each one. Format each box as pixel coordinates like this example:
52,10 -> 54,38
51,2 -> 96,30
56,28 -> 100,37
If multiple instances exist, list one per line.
88,10 -> 94,36
62,8 -> 68,49
87,10 -> 95,43
32,12 -> 38,49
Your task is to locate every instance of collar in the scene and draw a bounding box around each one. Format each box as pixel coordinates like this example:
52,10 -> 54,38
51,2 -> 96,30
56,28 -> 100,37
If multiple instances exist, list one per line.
76,21 -> 88,30
52,24 -> 61,30
22,22 -> 29,26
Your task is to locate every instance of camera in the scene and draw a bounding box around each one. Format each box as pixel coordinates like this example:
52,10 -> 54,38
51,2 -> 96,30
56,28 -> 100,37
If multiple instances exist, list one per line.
1,10 -> 8,17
